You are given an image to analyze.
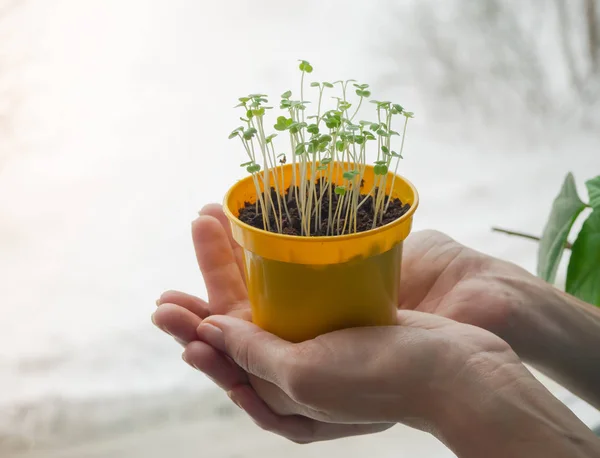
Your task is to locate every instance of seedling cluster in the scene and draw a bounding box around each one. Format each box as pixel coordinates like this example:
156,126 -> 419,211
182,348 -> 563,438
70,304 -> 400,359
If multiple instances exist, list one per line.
229,60 -> 413,237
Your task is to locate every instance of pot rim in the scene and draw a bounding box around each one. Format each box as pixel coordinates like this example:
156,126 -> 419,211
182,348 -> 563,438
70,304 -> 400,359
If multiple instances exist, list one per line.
222,163 -> 419,243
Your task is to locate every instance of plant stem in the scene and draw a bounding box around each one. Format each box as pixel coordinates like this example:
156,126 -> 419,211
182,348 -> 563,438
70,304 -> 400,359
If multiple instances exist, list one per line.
350,96 -> 363,122
385,115 -> 409,213
491,227 -> 573,250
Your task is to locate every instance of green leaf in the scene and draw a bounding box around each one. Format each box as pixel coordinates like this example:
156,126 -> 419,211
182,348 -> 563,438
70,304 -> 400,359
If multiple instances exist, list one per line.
240,161 -> 254,167
343,171 -> 358,181
243,127 -> 257,140
566,211 -> 600,306
325,117 -> 341,129
228,127 -> 243,139
334,186 -> 346,196
295,143 -> 306,155
586,176 -> 600,210
246,164 -> 261,174
537,173 -> 587,283
281,90 -> 292,99
265,134 -> 277,143
321,158 -> 332,165
310,82 -> 320,87
307,124 -> 320,135
339,101 -> 352,111
381,145 -> 389,154
252,108 -> 265,117
323,82 -> 334,88
298,60 -> 313,73
392,104 -> 404,114
374,164 -> 388,175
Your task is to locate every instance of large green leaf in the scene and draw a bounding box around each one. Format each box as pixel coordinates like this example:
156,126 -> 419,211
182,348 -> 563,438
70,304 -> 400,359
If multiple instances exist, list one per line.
537,173 -> 586,283
586,176 -> 600,211
566,211 -> 600,307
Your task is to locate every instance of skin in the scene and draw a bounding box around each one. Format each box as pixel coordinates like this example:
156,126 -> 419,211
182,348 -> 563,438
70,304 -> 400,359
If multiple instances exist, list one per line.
152,204 -> 600,455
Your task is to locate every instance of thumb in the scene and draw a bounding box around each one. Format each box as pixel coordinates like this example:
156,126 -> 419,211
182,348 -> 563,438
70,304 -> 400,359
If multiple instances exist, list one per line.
197,315 -> 292,384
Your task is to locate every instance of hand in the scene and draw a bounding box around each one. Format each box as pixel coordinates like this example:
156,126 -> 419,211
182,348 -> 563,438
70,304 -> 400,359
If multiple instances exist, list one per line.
151,204 -> 530,443
195,308 -> 518,431
153,205 -> 391,442
197,311 -> 600,458
397,230 -> 534,338
154,204 -> 600,451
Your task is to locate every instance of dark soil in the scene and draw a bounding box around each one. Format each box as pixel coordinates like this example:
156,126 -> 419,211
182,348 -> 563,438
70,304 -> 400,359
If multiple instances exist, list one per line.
238,179 -> 411,236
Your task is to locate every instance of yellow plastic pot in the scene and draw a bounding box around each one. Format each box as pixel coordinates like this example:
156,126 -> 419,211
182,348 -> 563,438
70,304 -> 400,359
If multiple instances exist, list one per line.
223,163 -> 419,343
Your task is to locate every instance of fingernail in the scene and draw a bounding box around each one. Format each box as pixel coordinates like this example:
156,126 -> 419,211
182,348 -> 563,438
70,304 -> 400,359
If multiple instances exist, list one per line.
182,352 -> 196,369
151,315 -> 174,337
227,390 -> 242,409
155,298 -> 161,306
198,323 -> 225,352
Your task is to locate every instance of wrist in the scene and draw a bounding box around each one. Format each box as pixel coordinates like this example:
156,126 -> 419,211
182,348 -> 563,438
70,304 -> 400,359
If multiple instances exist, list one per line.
505,277 -> 600,408
432,352 -> 600,458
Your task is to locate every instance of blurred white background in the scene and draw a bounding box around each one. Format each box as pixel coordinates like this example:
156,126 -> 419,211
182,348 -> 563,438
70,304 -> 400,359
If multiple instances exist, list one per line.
0,0 -> 598,456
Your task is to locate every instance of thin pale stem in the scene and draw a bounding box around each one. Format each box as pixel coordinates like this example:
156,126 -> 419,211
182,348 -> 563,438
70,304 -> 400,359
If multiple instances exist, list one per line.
492,227 -> 573,250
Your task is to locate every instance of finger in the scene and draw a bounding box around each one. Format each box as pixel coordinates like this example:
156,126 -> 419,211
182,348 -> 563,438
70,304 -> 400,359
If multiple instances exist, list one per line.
152,303 -> 202,344
182,341 -> 248,390
197,315 -> 291,385
157,290 -> 209,319
229,384 -> 391,443
199,203 -> 245,284
192,216 -> 249,317
227,384 -> 316,444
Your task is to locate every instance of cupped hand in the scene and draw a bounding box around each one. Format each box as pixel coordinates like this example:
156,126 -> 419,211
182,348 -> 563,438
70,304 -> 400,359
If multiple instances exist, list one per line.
153,204 -> 391,443
398,230 -> 536,341
195,308 -> 518,433
151,203 -> 531,443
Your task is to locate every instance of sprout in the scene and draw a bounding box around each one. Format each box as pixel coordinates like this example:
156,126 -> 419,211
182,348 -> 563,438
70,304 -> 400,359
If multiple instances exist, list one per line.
229,60 -> 413,236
